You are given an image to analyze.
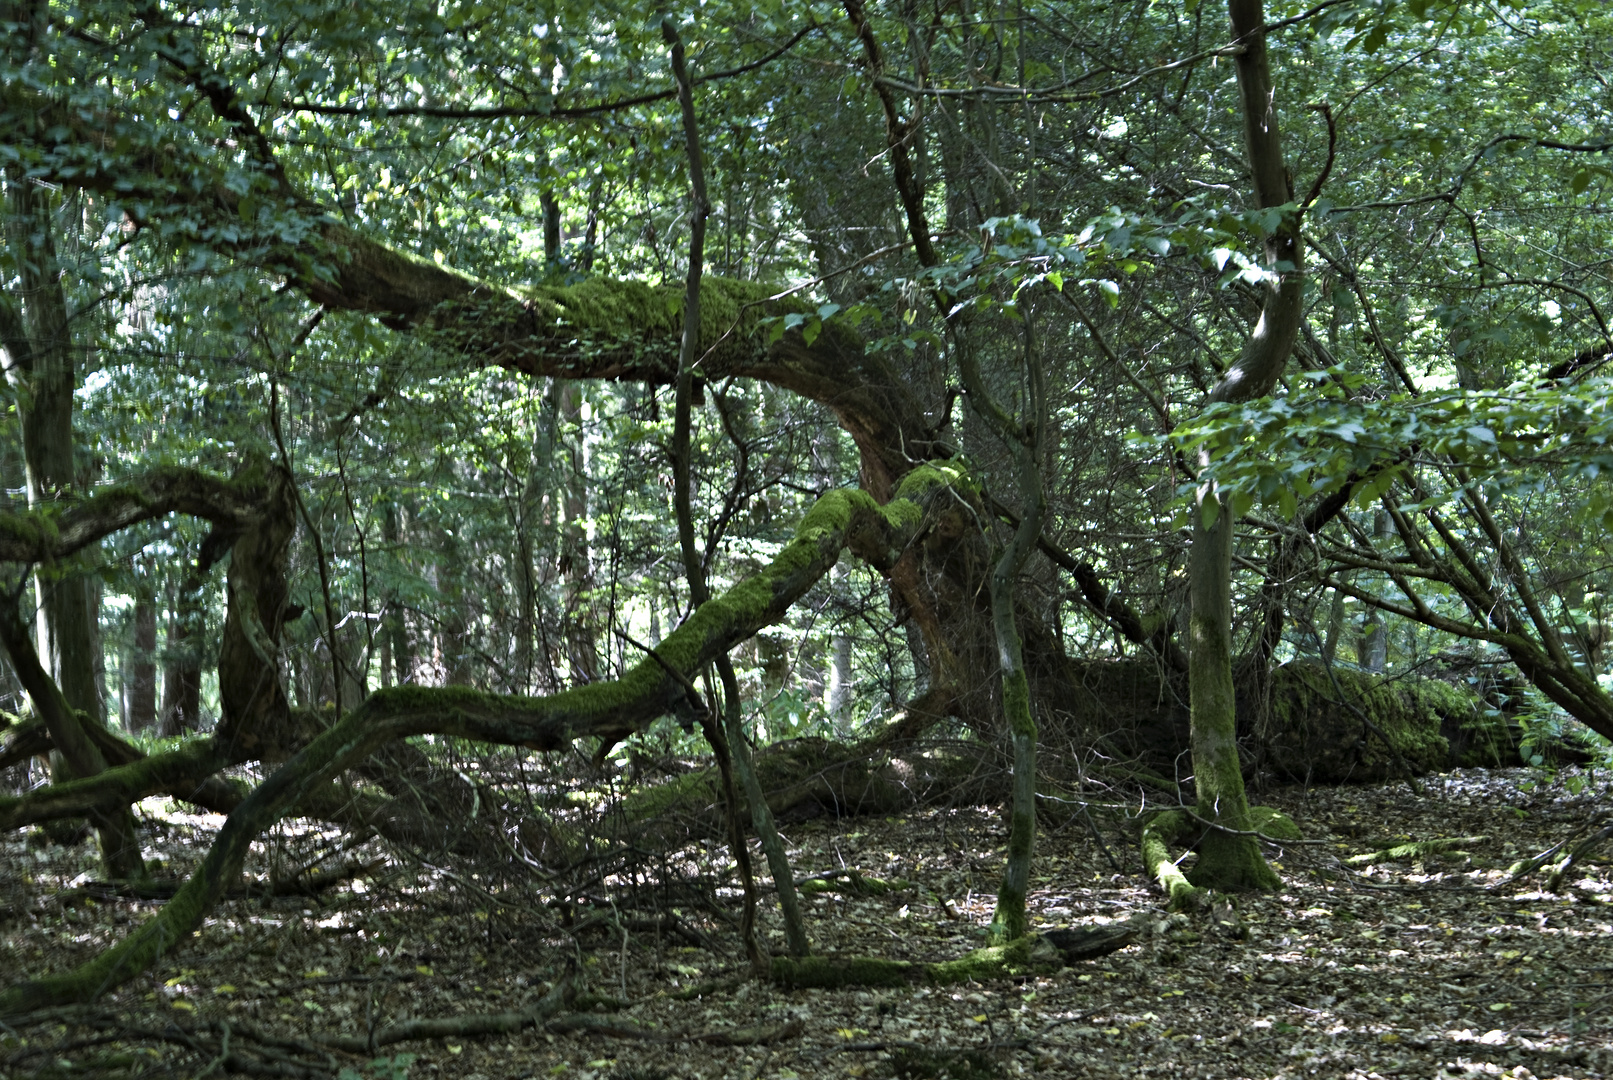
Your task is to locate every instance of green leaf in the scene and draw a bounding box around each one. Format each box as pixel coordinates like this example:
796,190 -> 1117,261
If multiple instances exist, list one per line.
1572,169 -> 1592,195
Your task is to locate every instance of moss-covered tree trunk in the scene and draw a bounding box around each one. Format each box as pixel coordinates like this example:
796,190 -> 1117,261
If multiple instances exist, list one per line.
1187,495 -> 1279,891
1182,0 -> 1304,891
973,342 -> 1046,942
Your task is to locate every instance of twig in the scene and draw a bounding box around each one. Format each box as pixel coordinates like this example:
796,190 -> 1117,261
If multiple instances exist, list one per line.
1174,805 -> 1329,845
194,1021 -> 230,1079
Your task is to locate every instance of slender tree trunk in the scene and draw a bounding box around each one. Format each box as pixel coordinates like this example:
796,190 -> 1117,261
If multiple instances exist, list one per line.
961,326 -> 1045,943
1183,0 -> 1303,892
555,381 -> 597,684
665,18 -> 803,963
127,598 -> 157,731
160,558 -> 204,737
1321,587 -> 1345,665
437,528 -> 471,686
1362,510 -> 1390,673
841,0 -> 1046,938
541,191 -> 561,264
382,502 -> 412,685
0,171 -> 144,878
825,565 -> 853,724
517,394 -> 556,693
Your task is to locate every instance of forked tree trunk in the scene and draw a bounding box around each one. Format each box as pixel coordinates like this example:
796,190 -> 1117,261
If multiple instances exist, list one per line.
1184,0 -> 1304,892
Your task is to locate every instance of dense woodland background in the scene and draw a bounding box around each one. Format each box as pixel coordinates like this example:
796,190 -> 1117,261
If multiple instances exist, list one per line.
1,0 -> 1613,1074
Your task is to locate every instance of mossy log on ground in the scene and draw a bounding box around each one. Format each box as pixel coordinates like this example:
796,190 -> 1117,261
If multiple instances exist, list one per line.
1069,659 -> 1513,784
1257,662 -> 1513,781
620,737 -> 987,833
797,869 -> 902,895
769,926 -> 1136,989
1140,810 -> 1205,911
1344,835 -> 1486,866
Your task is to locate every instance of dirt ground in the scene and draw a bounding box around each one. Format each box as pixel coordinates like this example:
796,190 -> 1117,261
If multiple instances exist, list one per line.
2,765 -> 1611,1080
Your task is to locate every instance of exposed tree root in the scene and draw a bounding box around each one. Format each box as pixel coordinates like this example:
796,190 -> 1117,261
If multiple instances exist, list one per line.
1140,810 -> 1206,911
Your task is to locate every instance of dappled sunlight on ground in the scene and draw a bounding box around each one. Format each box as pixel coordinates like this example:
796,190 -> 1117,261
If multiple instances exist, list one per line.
2,766 -> 1611,1078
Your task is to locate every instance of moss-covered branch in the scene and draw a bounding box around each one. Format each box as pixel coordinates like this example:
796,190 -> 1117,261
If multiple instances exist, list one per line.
1140,810 -> 1206,911
0,471 -> 959,1015
0,465 -> 267,565
0,741 -> 240,831
1344,835 -> 1486,867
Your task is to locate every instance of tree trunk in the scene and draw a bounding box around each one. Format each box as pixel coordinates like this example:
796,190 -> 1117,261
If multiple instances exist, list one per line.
0,171 -> 145,878
1183,0 -> 1304,892
160,557 -> 204,736
555,380 -> 598,684
1362,511 -> 1390,673
127,598 -> 157,732
381,501 -> 412,685
516,394 -> 557,693
437,529 -> 471,687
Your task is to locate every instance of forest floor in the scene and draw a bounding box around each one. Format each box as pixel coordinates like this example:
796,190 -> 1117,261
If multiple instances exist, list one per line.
2,764 -> 1612,1080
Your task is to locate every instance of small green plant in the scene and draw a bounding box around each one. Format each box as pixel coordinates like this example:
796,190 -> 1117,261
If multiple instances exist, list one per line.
337,1053 -> 416,1080
1514,687 -> 1611,794
760,687 -> 833,741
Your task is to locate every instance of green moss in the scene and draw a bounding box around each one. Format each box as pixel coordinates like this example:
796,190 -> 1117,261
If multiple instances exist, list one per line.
0,506 -> 57,553
797,871 -> 901,895
1344,835 -> 1484,866
770,940 -> 1065,990
928,936 -> 1064,983
1264,663 -> 1508,781
1140,810 -> 1206,910
1248,806 -> 1301,841
623,769 -> 719,822
1189,829 -> 1280,892
521,278 -> 781,357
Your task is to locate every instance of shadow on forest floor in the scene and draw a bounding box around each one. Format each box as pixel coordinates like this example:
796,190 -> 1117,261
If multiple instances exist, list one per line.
2,766 -> 1611,1079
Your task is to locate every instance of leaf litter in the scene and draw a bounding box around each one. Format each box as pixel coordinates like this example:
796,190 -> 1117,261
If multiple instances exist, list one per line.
2,765 -> 1611,1079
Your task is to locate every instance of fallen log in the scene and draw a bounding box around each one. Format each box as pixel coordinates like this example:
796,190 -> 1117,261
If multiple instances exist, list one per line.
1344,836 -> 1486,867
